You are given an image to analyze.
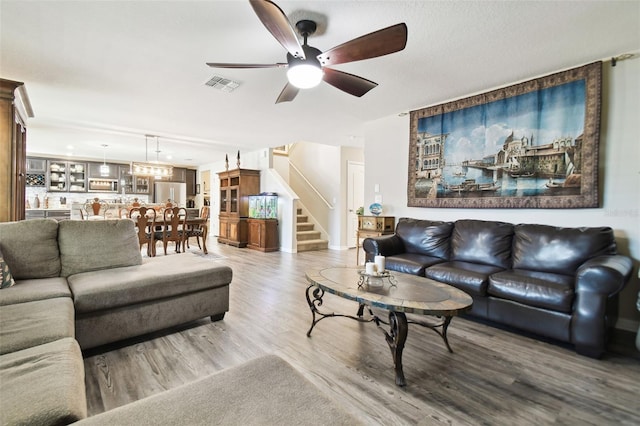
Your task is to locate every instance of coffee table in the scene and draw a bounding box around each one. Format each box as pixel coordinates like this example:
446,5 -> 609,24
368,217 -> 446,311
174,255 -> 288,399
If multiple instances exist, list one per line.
305,266 -> 473,386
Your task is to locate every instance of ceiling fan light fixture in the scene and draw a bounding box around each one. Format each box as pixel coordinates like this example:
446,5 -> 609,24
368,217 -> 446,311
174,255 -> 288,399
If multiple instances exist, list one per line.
287,63 -> 323,89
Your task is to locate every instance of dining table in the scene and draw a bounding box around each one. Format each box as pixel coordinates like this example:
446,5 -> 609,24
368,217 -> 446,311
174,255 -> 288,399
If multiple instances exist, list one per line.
150,216 -> 210,255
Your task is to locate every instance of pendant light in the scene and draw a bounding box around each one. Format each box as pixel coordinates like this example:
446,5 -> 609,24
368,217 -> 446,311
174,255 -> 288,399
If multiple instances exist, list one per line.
100,144 -> 110,176
132,135 -> 173,179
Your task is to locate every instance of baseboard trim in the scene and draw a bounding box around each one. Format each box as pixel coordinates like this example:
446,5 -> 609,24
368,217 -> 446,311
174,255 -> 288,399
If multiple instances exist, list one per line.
615,318 -> 639,332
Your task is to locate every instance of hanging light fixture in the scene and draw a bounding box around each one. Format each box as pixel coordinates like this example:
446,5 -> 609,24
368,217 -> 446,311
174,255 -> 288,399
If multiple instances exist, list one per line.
100,144 -> 110,176
132,135 -> 173,179
285,20 -> 323,89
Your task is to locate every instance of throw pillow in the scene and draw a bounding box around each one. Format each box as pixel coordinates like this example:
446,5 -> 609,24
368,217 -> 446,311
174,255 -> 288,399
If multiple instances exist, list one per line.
0,246 -> 16,289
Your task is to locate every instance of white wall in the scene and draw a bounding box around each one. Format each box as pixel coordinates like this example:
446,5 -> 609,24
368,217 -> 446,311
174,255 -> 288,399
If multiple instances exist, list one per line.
363,59 -> 640,330
339,146 -> 365,248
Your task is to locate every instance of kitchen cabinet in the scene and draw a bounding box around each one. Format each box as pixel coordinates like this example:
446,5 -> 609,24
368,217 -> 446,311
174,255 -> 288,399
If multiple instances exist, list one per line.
47,160 -> 87,193
26,157 -> 46,187
88,162 -> 118,180
171,167 -> 186,183
25,209 -> 70,221
119,166 -> 151,195
247,219 -> 279,252
186,168 -> 197,196
27,157 -> 46,173
217,168 -> 260,247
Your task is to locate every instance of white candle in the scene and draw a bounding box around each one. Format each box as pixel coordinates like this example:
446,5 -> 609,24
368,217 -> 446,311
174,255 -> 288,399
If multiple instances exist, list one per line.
365,262 -> 376,275
374,255 -> 386,273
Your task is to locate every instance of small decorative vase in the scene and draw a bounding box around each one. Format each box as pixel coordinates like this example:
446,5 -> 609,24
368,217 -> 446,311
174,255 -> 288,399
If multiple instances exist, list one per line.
369,203 -> 382,216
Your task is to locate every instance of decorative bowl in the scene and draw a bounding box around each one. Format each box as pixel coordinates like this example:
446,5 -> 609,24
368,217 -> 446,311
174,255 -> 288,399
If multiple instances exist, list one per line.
369,203 -> 382,216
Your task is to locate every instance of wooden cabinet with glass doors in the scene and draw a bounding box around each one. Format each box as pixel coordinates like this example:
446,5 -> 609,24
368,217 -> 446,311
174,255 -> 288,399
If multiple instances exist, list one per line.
217,168 -> 260,247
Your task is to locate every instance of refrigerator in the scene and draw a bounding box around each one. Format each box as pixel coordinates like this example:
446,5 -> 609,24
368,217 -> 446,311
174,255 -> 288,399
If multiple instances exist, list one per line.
154,181 -> 187,207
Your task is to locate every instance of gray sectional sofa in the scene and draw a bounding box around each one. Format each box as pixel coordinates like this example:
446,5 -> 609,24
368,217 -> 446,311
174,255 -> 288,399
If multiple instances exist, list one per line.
1,218 -> 357,426
363,218 -> 634,358
0,218 -> 231,425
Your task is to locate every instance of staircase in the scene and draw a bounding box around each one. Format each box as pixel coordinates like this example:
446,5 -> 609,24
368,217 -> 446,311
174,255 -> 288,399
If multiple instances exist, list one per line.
296,208 -> 328,252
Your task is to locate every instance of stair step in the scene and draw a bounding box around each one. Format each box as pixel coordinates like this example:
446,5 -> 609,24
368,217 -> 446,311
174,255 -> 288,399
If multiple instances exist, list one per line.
297,230 -> 321,241
296,208 -> 302,215
297,239 -> 328,252
296,214 -> 308,223
296,223 -> 314,231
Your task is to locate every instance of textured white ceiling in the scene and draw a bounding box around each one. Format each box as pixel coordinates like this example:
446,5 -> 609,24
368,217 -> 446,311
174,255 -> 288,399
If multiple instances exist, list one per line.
2,1 -> 638,165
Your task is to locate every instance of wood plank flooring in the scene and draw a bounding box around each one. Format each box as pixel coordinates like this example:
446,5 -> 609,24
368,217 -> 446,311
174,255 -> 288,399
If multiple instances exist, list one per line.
83,242 -> 640,425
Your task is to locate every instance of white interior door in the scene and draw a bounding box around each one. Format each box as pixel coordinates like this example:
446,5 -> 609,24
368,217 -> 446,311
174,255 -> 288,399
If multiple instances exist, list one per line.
347,161 -> 364,248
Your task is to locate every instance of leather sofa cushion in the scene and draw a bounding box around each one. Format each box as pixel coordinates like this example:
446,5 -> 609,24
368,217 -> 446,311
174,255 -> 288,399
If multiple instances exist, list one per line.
451,220 -> 513,269
425,260 -> 504,296
489,269 -> 574,312
395,218 -> 453,259
0,219 -> 61,279
385,253 -> 445,276
512,224 -> 616,274
58,219 -> 142,277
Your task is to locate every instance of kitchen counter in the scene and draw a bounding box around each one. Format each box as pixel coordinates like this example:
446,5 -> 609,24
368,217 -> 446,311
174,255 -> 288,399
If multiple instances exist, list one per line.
25,205 -> 200,221
25,208 -> 71,221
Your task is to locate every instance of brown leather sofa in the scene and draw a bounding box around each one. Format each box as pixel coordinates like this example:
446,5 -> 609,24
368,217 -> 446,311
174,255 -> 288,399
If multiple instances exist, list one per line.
363,218 -> 634,358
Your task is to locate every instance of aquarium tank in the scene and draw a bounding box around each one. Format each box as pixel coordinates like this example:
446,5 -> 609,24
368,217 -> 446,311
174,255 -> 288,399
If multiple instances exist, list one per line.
248,193 -> 278,219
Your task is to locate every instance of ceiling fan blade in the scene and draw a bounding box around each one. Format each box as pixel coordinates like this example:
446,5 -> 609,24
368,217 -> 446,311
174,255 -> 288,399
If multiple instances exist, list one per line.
275,82 -> 299,104
206,62 -> 287,69
249,0 -> 305,59
317,23 -> 408,66
322,68 -> 378,97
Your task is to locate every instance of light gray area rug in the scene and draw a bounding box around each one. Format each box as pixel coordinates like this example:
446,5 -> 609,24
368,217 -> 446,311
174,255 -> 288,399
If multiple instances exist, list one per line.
76,354 -> 361,425
188,251 -> 226,261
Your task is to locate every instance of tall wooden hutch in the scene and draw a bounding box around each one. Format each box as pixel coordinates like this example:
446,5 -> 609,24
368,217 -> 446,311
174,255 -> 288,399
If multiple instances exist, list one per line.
217,168 -> 260,247
0,79 -> 31,222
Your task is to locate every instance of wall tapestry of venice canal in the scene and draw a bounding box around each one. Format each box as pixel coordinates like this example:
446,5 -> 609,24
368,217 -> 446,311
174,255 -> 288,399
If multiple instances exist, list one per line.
407,62 -> 601,209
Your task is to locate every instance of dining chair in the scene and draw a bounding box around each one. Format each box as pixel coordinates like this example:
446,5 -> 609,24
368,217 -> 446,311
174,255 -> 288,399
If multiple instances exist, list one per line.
183,206 -> 210,252
82,198 -> 109,220
157,207 -> 187,255
129,206 -> 157,256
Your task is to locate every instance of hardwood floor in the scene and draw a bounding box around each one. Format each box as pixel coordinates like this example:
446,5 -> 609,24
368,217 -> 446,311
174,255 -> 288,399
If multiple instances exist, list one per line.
83,241 -> 640,425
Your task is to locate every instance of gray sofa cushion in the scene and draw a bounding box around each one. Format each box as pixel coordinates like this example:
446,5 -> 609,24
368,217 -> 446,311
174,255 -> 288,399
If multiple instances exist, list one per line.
0,277 -> 71,306
512,224 -> 617,274
58,219 -> 142,277
451,220 -> 513,269
0,337 -> 87,425
0,219 -> 61,279
69,255 -> 233,314
0,297 -> 75,355
75,354 -> 360,425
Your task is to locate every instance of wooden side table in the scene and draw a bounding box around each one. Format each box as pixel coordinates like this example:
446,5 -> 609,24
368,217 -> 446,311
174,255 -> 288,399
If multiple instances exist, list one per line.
356,216 -> 395,265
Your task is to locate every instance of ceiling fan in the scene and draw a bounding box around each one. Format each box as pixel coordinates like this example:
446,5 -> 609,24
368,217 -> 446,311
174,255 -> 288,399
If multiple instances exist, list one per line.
206,0 -> 408,103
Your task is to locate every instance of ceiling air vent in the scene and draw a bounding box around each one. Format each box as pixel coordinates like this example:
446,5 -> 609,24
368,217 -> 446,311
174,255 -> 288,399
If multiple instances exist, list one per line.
205,76 -> 240,93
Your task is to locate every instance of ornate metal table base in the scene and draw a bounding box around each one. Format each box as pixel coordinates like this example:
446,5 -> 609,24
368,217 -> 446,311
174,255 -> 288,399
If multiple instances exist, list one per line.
306,284 -> 456,387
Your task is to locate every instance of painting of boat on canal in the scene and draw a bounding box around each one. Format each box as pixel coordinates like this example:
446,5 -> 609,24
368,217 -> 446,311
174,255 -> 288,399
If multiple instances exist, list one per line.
408,62 -> 601,209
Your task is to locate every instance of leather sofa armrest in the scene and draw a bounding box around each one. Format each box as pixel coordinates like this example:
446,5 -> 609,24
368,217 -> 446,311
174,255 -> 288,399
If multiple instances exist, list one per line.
575,255 -> 633,295
572,254 -> 633,358
362,235 -> 405,262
